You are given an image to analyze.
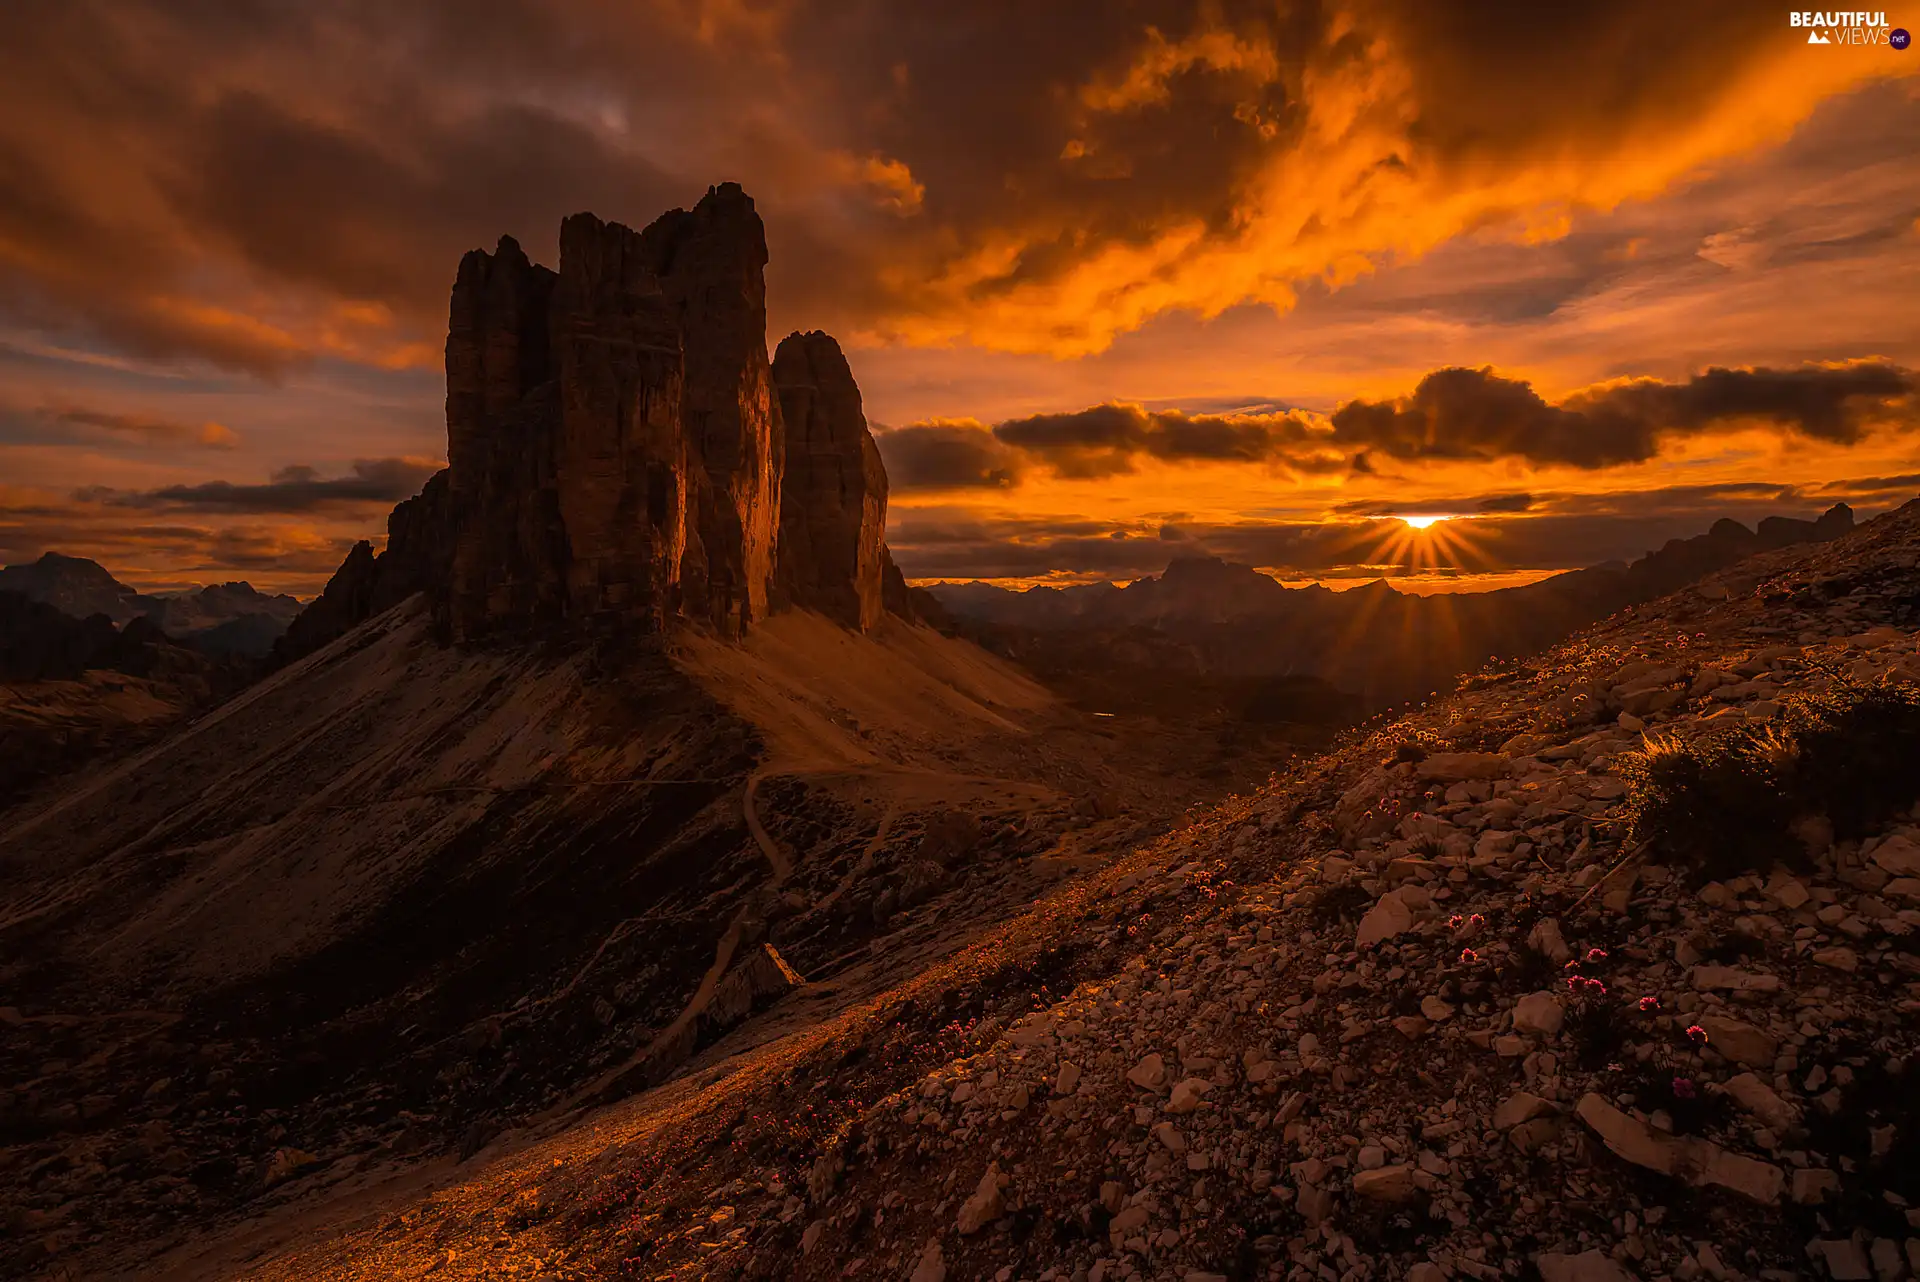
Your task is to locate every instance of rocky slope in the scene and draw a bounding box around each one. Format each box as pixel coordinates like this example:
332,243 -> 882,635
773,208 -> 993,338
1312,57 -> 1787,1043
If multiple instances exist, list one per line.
0,186 -> 1310,1282
196,495 -> 1920,1282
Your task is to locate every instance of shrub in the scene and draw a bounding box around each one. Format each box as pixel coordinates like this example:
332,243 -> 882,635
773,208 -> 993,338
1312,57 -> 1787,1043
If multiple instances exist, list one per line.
1780,674 -> 1920,838
1618,732 -> 1802,883
1620,674 -> 1920,882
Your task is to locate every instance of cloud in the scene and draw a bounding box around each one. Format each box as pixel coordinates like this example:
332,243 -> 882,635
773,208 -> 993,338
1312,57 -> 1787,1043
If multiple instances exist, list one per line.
0,1 -> 1910,381
88,457 -> 443,513
0,403 -> 238,449
885,361 -> 1920,490
874,420 -> 1025,491
992,403 -> 1328,478
1331,361 -> 1918,469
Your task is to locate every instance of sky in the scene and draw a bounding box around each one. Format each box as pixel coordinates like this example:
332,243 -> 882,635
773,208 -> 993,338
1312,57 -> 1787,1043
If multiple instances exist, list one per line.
0,1 -> 1916,596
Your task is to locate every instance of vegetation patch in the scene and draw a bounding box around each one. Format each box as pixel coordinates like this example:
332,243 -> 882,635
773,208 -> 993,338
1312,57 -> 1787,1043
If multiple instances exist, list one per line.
1620,674 -> 1920,882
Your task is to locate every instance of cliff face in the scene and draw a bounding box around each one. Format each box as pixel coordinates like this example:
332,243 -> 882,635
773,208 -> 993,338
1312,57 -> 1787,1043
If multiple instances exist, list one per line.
444,235 -> 566,637
550,212 -> 689,629
772,331 -> 887,631
289,183 -> 912,655
442,185 -> 778,640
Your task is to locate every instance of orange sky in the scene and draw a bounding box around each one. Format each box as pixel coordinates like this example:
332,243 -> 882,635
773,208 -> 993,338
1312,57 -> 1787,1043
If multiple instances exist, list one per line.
0,2 -> 1915,595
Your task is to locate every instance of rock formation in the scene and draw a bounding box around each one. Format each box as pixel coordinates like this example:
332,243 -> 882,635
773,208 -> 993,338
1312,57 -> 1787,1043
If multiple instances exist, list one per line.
772,331 -> 887,630
288,182 -> 918,652
274,470 -> 455,664
637,184 -> 784,633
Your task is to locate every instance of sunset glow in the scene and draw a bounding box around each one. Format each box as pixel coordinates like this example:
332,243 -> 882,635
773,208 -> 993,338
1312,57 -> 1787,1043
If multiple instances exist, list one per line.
0,5 -> 1914,594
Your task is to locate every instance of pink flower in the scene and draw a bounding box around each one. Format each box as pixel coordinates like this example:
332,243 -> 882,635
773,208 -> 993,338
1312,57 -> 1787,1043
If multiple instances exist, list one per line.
1586,948 -> 1608,962
1685,1024 -> 1708,1045
1671,1077 -> 1696,1099
1638,996 -> 1660,1012
1448,915 -> 1464,930
1460,948 -> 1479,964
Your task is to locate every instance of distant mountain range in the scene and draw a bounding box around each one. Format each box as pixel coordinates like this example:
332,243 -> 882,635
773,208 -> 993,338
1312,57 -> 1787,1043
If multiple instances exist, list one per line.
928,503 -> 1860,712
0,551 -> 305,657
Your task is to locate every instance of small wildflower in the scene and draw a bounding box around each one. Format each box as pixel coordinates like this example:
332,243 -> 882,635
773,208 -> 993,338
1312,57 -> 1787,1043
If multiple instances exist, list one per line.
1586,948 -> 1608,962
1672,1077 -> 1696,1099
1686,1024 -> 1708,1045
1460,948 -> 1479,964
1469,914 -> 1485,928
1638,996 -> 1660,1012
1448,915 -> 1464,930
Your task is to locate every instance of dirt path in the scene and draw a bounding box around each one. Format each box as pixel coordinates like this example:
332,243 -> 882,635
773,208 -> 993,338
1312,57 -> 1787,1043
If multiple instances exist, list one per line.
741,768 -> 792,881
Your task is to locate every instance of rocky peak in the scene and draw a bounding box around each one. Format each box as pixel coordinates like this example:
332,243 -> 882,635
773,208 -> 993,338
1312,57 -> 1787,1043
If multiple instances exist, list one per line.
772,330 -> 887,631
290,184 -> 920,655
638,183 -> 784,632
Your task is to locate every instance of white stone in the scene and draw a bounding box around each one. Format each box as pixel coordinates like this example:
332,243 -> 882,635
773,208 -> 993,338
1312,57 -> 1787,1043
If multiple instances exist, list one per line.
909,1240 -> 946,1282
956,1162 -> 1006,1234
1726,1073 -> 1797,1130
1695,1015 -> 1776,1067
1167,1078 -> 1213,1114
1128,1053 -> 1167,1091
1513,991 -> 1565,1037
1869,833 -> 1920,877
1352,1164 -> 1416,1202
1493,1091 -> 1554,1129
1537,1249 -> 1636,1282
1527,917 -> 1572,964
1356,888 -> 1418,947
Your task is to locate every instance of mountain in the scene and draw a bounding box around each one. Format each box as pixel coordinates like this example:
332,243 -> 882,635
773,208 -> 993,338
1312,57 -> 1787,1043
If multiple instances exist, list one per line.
0,592 -> 245,806
931,503 -> 1859,710
0,551 -> 145,622
0,186 -> 1301,1282
0,552 -> 305,656
62,498 -> 1920,1281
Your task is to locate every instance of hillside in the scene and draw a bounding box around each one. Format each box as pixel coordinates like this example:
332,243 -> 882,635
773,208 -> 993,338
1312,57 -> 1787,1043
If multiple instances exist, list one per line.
112,495 -> 1918,1282
0,185 -> 1306,1282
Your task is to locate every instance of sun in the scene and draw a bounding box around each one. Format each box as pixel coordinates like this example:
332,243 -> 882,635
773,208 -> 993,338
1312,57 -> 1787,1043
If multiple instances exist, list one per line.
1398,514 -> 1455,530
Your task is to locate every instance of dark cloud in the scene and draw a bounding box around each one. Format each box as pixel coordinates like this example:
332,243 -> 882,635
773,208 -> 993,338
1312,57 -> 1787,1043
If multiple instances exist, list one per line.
0,0 -> 1891,374
1329,363 -> 1918,469
89,458 -> 442,513
873,420 -> 1024,490
993,403 -> 1324,478
887,363 -> 1919,491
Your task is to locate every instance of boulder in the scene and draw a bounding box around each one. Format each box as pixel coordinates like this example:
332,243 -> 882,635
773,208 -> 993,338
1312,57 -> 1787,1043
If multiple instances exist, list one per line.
1575,1093 -> 1782,1203
1695,1015 -> 1776,1068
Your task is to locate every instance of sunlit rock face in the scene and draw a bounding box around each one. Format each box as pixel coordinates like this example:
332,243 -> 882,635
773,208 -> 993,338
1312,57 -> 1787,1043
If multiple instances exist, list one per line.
292,183 -> 935,651
637,182 -> 784,635
772,330 -> 888,632
441,184 -> 782,640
